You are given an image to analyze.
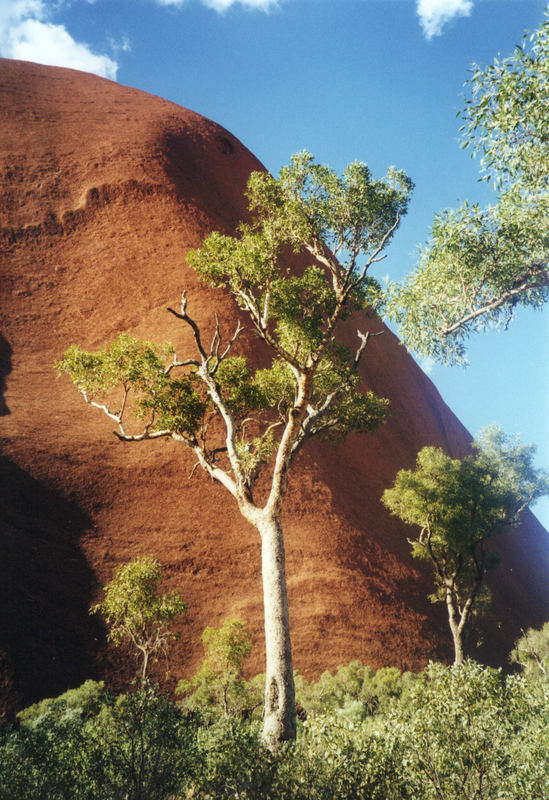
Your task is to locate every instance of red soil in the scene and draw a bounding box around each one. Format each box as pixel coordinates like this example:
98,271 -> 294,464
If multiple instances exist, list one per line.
1,59 -> 548,717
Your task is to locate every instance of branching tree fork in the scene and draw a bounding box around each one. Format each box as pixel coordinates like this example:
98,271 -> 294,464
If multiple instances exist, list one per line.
57,152 -> 412,748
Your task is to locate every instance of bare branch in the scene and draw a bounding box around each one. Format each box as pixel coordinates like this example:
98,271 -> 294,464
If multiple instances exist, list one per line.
216,320 -> 244,366
82,391 -> 121,423
167,290 -> 208,360
441,270 -> 549,336
114,428 -> 174,442
348,213 -> 401,291
188,461 -> 200,480
165,355 -> 200,374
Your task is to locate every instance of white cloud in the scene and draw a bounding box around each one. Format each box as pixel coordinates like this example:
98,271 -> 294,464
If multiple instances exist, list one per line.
417,0 -> 473,40
0,0 -> 119,79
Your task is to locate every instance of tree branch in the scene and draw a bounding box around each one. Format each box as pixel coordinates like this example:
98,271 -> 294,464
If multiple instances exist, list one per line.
441,269 -> 548,336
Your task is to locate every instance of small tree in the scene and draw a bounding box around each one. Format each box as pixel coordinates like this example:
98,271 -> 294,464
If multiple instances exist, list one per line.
91,556 -> 186,680
382,426 -> 549,664
58,152 -> 411,746
388,14 -> 549,363
177,619 -> 261,719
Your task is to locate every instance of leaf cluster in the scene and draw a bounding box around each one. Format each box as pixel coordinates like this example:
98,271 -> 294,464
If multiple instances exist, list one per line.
392,659 -> 549,800
177,619 -> 261,721
511,621 -> 549,683
388,14 -> 549,363
388,195 -> 549,363
57,334 -> 209,438
295,661 -> 417,720
460,14 -> 549,193
56,335 -> 173,399
382,426 -> 549,604
91,557 -> 186,676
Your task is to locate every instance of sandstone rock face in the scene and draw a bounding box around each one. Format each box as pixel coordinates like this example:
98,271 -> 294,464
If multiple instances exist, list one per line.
1,59 -> 548,713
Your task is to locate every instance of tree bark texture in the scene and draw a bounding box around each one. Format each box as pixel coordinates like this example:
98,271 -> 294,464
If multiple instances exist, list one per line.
258,512 -> 296,748
446,592 -> 465,666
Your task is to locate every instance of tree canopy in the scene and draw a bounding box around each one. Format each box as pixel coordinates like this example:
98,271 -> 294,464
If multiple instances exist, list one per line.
388,15 -> 549,364
382,426 -> 549,663
91,557 -> 186,680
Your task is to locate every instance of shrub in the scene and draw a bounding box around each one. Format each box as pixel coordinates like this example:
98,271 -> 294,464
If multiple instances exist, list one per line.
392,659 -> 549,800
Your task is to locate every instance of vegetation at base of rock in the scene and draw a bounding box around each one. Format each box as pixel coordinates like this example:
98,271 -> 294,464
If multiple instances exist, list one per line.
176,618 -> 262,721
90,556 -> 186,680
1,654 -> 547,800
510,620 -> 549,683
382,425 -> 549,665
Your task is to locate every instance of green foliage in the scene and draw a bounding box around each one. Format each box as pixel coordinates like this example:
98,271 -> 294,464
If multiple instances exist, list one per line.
511,621 -> 549,683
177,619 -> 261,720
2,661 -> 548,799
295,661 -> 416,720
190,717 -> 277,799
388,14 -> 549,363
215,356 -> 266,417
56,334 -> 209,437
17,680 -> 106,727
0,708 -> 91,800
387,195 -> 549,364
460,14 -> 549,193
382,427 -> 549,662
393,660 -> 549,800
57,153 -> 400,497
0,682 -> 198,800
56,334 -> 173,401
249,151 -> 413,258
382,426 -> 549,606
283,715 -> 406,800
83,682 -> 195,800
91,557 -> 186,679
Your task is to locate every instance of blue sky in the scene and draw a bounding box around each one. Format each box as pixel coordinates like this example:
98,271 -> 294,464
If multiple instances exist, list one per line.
2,0 -> 548,527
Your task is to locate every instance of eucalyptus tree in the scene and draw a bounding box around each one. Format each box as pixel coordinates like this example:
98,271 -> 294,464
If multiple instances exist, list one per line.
57,152 -> 412,748
91,556 -> 186,681
389,14 -> 549,363
382,426 -> 549,664
177,619 -> 259,719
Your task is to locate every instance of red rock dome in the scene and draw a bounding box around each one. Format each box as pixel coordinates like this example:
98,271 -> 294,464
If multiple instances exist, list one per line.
1,58 -> 548,716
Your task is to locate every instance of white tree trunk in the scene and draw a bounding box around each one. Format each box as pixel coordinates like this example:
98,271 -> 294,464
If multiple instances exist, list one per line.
449,614 -> 465,666
446,591 -> 466,666
257,512 -> 296,749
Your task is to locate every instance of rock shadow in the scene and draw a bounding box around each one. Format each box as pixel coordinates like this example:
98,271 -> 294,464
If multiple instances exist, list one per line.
0,456 -> 105,718
0,334 -> 12,416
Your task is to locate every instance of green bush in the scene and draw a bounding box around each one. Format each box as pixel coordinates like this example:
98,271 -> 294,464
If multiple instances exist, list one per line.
392,659 -> 549,800
0,682 -> 198,800
272,716 -> 406,800
294,660 -> 417,718
177,619 -> 262,722
190,717 -> 276,799
2,660 -> 547,799
17,680 -> 106,727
